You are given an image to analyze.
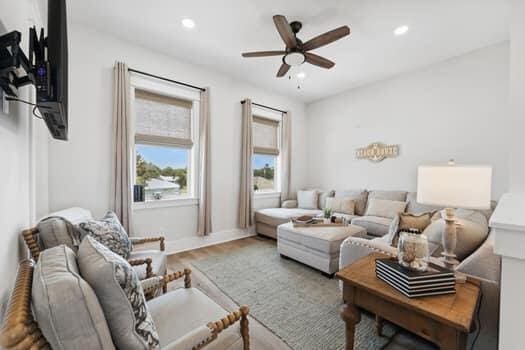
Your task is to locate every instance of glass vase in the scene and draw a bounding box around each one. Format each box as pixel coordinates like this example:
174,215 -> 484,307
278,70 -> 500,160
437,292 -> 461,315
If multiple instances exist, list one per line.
398,232 -> 429,272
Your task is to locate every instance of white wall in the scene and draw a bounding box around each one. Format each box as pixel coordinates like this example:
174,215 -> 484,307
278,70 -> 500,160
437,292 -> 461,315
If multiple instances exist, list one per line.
0,0 -> 48,311
48,24 -> 307,241
305,43 -> 510,199
508,0 -> 525,193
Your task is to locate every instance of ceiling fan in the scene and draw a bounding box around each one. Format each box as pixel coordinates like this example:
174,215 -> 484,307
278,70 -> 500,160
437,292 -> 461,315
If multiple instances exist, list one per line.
241,15 -> 350,77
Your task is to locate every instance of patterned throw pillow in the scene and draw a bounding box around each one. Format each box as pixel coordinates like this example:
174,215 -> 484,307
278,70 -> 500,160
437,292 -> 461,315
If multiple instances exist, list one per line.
78,236 -> 160,350
78,211 -> 132,259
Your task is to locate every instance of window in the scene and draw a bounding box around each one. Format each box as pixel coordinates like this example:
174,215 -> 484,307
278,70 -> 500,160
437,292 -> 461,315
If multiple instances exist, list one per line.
133,89 -> 198,201
252,114 -> 280,193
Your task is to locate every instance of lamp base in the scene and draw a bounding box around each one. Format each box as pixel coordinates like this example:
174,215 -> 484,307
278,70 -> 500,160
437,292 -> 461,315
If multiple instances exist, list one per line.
441,208 -> 459,269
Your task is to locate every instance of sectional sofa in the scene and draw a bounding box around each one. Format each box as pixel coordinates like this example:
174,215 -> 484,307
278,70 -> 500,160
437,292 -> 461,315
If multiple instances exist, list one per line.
255,189 -> 431,239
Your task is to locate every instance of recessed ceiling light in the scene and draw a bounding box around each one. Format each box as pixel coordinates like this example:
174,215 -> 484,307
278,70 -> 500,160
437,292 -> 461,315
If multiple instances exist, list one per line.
182,18 -> 195,29
296,71 -> 306,79
394,25 -> 409,36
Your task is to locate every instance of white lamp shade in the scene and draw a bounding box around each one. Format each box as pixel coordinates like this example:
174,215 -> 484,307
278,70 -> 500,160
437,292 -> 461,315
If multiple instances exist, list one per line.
417,165 -> 492,210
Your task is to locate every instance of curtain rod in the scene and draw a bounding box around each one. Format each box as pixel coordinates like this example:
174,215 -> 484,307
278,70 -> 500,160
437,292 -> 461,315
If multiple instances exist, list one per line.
240,100 -> 286,114
128,68 -> 206,92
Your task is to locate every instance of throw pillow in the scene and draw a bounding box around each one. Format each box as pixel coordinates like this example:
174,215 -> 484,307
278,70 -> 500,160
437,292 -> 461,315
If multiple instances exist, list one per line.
37,216 -> 85,252
334,189 -> 368,216
423,210 -> 489,260
33,245 -> 115,350
297,190 -> 319,209
365,198 -> 407,219
78,211 -> 132,259
78,236 -> 160,350
325,197 -> 355,215
318,190 -> 335,210
390,212 -> 435,247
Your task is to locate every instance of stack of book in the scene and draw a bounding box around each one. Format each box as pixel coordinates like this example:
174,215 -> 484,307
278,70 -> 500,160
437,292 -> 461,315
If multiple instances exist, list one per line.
375,258 -> 456,298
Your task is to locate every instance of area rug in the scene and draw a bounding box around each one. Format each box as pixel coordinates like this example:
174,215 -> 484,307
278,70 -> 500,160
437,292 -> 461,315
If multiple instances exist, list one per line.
192,239 -> 397,350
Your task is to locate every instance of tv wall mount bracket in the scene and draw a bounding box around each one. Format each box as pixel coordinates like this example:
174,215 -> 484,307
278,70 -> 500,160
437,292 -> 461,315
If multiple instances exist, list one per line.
0,27 -> 50,99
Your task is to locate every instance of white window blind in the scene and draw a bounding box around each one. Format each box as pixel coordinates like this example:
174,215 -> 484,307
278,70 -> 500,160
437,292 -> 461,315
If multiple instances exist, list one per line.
253,116 -> 280,155
135,89 -> 193,147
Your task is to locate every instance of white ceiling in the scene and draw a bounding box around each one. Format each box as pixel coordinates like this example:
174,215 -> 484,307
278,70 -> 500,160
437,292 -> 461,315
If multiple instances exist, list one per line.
70,0 -> 509,103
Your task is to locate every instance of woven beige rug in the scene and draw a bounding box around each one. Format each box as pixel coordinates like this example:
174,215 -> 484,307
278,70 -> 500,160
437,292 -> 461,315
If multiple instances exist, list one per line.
192,239 -> 397,350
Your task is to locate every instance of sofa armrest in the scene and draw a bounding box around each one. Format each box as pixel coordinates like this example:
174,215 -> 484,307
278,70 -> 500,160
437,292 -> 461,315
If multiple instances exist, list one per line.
130,236 -> 166,251
339,236 -> 398,271
456,231 -> 501,283
281,200 -> 298,208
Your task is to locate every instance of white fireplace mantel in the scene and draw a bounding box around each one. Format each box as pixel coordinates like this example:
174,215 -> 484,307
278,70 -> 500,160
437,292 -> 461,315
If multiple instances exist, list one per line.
489,193 -> 525,350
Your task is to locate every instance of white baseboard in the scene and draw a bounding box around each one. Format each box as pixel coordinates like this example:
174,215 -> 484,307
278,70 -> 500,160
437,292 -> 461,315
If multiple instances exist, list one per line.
164,227 -> 256,255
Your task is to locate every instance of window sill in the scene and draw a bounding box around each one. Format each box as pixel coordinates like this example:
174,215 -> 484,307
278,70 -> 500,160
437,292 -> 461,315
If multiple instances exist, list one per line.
133,197 -> 199,210
254,192 -> 281,199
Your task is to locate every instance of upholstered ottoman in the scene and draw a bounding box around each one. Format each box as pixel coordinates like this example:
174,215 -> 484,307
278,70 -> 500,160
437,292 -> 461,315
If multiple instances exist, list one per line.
277,222 -> 367,276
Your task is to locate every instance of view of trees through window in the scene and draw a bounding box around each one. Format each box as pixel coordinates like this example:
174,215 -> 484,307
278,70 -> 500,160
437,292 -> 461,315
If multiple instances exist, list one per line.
136,144 -> 189,200
253,154 -> 276,192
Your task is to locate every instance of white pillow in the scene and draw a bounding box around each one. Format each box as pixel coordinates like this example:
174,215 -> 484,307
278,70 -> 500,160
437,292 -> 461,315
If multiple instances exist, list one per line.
365,198 -> 407,219
297,190 -> 319,209
325,197 -> 355,215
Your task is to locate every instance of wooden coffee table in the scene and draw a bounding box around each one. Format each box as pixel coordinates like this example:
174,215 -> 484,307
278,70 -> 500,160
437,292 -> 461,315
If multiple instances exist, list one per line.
336,253 -> 480,350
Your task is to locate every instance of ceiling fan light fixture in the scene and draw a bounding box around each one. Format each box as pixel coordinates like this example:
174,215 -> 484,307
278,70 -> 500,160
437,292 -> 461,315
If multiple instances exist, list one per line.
284,52 -> 305,66
296,71 -> 306,79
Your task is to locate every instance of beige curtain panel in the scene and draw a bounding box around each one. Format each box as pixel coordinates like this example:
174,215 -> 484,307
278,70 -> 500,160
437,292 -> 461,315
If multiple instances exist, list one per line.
280,111 -> 292,202
111,61 -> 133,233
197,88 -> 212,235
239,99 -> 254,228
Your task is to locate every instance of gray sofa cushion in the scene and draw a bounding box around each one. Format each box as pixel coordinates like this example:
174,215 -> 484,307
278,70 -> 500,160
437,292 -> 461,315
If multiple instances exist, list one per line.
368,190 -> 407,202
423,210 -> 490,260
255,208 -> 322,227
351,216 -> 392,237
37,216 -> 84,252
335,189 -> 368,216
365,199 -> 407,219
406,192 -> 443,214
78,236 -> 160,350
32,245 -> 115,350
78,211 -> 132,259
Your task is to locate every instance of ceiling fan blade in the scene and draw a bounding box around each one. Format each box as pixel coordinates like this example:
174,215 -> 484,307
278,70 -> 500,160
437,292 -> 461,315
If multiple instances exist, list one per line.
273,15 -> 297,48
305,52 -> 335,69
241,51 -> 286,58
303,26 -> 350,51
277,63 -> 291,77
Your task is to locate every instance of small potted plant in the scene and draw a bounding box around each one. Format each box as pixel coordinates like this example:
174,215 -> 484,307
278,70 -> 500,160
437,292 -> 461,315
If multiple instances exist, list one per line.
323,207 -> 332,220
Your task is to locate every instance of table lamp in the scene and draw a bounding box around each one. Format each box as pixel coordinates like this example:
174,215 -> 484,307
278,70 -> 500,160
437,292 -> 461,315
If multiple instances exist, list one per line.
417,161 -> 492,268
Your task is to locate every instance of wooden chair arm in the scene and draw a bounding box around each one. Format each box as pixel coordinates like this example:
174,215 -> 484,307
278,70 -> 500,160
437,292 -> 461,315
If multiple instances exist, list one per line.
198,306 -> 250,349
128,258 -> 153,279
141,268 -> 192,297
162,268 -> 192,289
22,228 -> 41,261
0,260 -> 50,350
130,236 -> 165,251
